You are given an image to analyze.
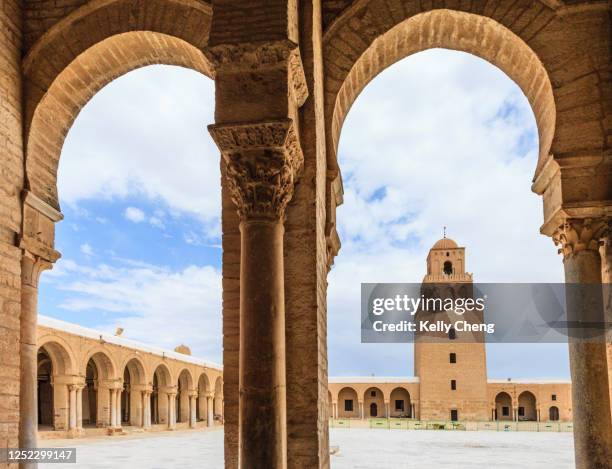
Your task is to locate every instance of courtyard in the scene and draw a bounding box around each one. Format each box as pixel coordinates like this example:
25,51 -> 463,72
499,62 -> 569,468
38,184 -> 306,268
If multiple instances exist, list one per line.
43,428 -> 575,468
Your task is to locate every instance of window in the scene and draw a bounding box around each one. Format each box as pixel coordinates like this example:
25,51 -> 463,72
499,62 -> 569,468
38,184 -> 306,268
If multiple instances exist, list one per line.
395,400 -> 404,411
448,328 -> 456,340
370,390 -> 376,397
443,261 -> 453,275
450,409 -> 458,421
450,380 -> 456,390
518,407 -> 525,417
551,394 -> 557,401
449,353 -> 456,364
502,406 -> 510,417
344,400 -> 353,412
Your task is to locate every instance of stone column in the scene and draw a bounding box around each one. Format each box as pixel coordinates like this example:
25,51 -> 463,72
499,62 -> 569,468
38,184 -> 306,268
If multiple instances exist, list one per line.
115,388 -> 122,428
359,402 -> 364,420
206,394 -> 214,427
109,388 -> 117,427
209,113 -> 303,469
68,385 -> 77,430
190,393 -> 197,428
385,402 -> 390,419
19,252 -> 52,461
168,392 -> 177,429
76,385 -> 84,430
144,391 -> 152,428
554,219 -> 612,468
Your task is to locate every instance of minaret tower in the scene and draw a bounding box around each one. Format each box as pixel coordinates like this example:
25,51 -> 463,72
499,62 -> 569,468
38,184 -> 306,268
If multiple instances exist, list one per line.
414,235 -> 488,421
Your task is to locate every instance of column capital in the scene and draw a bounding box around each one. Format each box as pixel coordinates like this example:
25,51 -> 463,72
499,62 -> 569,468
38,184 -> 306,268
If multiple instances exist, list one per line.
21,250 -> 52,288
552,218 -> 609,259
208,119 -> 304,222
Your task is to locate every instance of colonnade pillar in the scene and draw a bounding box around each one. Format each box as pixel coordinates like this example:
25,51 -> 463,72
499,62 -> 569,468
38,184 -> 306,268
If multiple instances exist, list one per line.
209,119 -> 303,468
167,392 -> 177,429
206,393 -> 214,427
189,392 -> 197,428
68,385 -> 77,430
19,251 -> 52,466
76,385 -> 84,430
18,191 -> 62,469
553,218 -> 612,468
206,1 -> 309,465
142,390 -> 152,428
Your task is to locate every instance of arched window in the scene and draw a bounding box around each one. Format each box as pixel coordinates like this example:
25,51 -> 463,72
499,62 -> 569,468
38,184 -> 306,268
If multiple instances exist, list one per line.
448,328 -> 456,340
370,403 -> 378,417
549,406 -> 559,421
443,261 -> 453,275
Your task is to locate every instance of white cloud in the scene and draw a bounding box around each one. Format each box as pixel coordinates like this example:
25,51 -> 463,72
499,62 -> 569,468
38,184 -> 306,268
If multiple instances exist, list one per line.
58,65 -> 220,240
124,206 -> 145,223
327,49 -> 568,377
80,243 -> 93,256
48,258 -> 222,362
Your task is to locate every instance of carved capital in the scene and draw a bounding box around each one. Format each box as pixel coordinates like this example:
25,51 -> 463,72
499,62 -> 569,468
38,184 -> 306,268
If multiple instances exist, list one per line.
21,250 -> 52,288
208,119 -> 304,222
552,218 -> 609,258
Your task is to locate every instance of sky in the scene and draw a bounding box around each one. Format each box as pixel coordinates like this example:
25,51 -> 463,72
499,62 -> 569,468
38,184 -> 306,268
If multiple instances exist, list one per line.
39,49 -> 570,379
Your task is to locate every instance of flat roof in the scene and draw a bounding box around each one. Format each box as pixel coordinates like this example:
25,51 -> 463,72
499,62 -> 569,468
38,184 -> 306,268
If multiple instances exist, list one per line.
487,378 -> 571,384
329,377 -> 420,384
38,315 -> 222,371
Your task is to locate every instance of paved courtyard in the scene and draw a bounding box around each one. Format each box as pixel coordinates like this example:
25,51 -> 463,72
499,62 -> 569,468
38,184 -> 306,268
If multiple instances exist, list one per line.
44,427 -> 575,468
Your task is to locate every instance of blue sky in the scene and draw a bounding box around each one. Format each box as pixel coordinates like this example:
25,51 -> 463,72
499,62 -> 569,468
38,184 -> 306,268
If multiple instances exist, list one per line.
39,49 -> 570,378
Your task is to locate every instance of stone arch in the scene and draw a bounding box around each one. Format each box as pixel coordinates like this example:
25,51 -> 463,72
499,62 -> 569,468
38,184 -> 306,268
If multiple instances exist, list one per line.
196,372 -> 211,422
323,7 -> 560,175
337,386 -> 358,419
494,391 -> 513,421
213,377 -> 223,419
151,363 -> 173,425
518,390 -> 537,421
82,348 -> 117,381
37,337 -> 76,376
389,387 -> 411,418
176,369 -> 194,423
121,356 -> 147,426
24,0 -> 214,211
364,387 -> 385,418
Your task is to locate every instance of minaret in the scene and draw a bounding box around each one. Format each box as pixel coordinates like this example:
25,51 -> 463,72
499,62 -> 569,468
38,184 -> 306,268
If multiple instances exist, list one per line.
414,236 -> 488,422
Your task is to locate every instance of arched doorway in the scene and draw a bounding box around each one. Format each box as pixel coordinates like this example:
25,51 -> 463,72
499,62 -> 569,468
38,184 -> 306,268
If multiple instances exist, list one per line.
389,387 -> 411,418
122,358 -> 146,426
494,392 -> 513,421
37,348 -> 53,429
177,370 -> 193,424
151,364 -> 172,426
82,360 -> 98,427
197,373 -> 211,424
214,377 -> 223,423
37,341 -> 74,431
518,391 -> 537,421
84,351 -> 115,427
363,388 -> 385,418
337,387 -> 359,419
549,406 -> 560,422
